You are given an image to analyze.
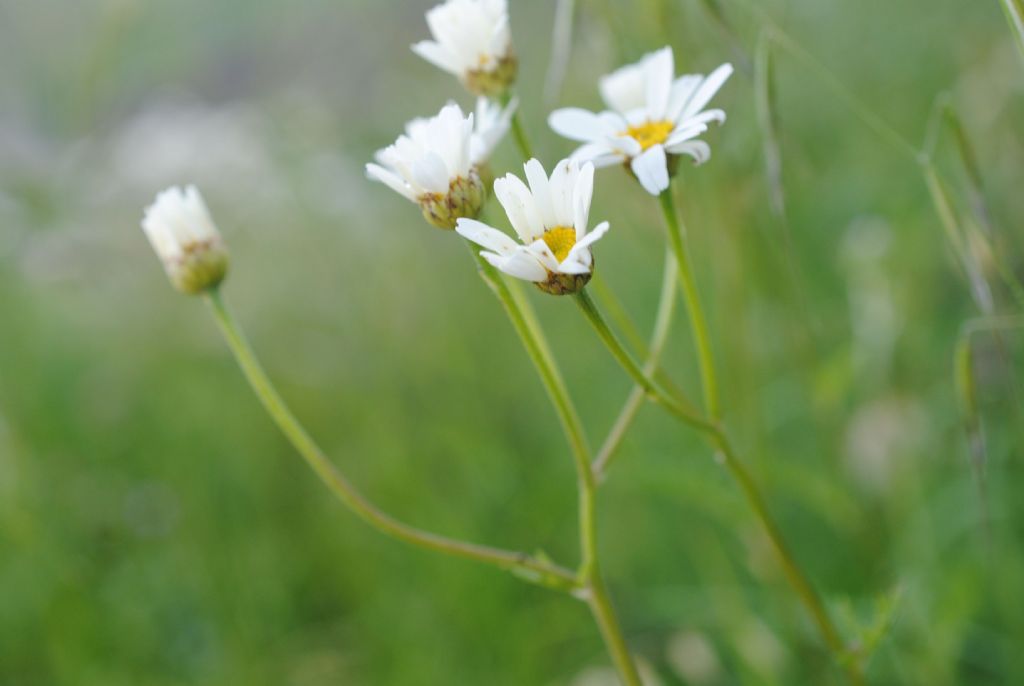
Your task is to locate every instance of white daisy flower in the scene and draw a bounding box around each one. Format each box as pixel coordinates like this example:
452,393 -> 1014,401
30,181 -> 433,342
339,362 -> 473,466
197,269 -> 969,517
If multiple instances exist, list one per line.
142,185 -> 228,294
366,103 -> 486,230
412,0 -> 517,97
548,47 -> 733,196
456,158 -> 610,295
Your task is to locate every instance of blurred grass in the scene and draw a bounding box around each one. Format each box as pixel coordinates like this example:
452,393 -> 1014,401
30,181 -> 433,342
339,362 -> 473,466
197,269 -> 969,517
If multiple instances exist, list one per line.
1,0 -> 1023,684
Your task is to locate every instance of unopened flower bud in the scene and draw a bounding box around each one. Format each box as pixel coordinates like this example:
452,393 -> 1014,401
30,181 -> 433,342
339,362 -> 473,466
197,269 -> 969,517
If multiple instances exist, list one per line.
419,170 -> 486,230
141,185 -> 228,294
412,0 -> 518,98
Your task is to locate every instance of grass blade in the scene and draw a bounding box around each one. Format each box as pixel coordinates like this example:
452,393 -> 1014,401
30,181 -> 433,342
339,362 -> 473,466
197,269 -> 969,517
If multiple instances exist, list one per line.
1001,0 -> 1024,65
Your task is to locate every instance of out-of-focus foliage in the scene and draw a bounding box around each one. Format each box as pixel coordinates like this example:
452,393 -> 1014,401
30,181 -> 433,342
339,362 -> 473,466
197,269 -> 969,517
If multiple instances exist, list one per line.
1,0 -> 1022,684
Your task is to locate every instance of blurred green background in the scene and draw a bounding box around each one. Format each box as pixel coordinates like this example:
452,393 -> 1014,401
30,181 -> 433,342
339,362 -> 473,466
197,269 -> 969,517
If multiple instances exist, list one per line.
1,0 -> 1022,683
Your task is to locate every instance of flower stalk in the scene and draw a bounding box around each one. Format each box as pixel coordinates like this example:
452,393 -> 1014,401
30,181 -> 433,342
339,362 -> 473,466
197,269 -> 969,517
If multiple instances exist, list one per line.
593,249 -> 679,480
659,188 -> 720,420
466,246 -> 642,685
573,287 -> 864,685
204,286 -> 578,591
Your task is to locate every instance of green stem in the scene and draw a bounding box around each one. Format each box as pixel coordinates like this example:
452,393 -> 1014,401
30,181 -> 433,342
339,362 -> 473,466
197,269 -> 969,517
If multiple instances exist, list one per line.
574,290 -> 717,435
467,247 -> 641,685
659,190 -> 721,420
500,92 -> 534,162
712,432 -> 861,685
587,575 -> 643,686
1001,0 -> 1024,66
574,289 -> 864,685
467,246 -> 596,571
203,287 -> 577,590
593,250 -> 679,481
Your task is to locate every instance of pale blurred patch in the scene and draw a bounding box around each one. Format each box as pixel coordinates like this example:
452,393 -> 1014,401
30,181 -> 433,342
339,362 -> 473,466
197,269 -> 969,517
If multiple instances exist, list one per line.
844,394 -> 929,494
735,618 -> 787,679
570,657 -> 662,686
666,629 -> 723,685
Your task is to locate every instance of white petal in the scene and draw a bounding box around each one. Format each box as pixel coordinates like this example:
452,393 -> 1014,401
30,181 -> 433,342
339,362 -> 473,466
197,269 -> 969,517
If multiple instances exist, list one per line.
485,249 -> 548,282
559,220 -> 610,274
524,159 -> 556,229
455,218 -> 519,255
411,40 -> 461,75
598,111 -> 628,132
630,144 -> 670,195
366,163 -> 417,202
680,63 -> 734,120
526,239 -> 561,271
664,121 -> 708,148
548,158 -> 576,228
665,139 -> 711,165
644,47 -> 675,121
412,152 -> 451,194
572,162 -> 595,237
569,141 -> 617,165
608,135 -> 643,158
548,108 -> 613,143
494,173 -> 544,242
600,61 -> 647,112
569,220 -> 609,256
680,109 -> 727,128
667,74 -> 702,122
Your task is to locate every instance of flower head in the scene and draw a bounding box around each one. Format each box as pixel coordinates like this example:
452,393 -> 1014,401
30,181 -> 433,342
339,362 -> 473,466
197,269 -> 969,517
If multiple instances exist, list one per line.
141,185 -> 228,294
456,158 -> 609,295
412,0 -> 517,97
366,103 -> 486,230
549,47 -> 733,195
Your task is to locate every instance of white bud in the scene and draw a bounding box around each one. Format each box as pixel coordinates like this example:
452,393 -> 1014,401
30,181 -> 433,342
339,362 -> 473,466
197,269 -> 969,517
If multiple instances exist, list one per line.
141,185 -> 228,294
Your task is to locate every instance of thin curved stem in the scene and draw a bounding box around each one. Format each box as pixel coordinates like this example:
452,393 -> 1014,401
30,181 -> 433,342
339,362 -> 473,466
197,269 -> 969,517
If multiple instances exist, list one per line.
712,431 -> 860,684
204,287 -> 577,590
467,245 -> 596,571
574,288 -> 864,685
467,247 -> 642,685
593,249 -> 679,481
574,290 -> 717,435
660,189 -> 721,420
509,105 -> 534,162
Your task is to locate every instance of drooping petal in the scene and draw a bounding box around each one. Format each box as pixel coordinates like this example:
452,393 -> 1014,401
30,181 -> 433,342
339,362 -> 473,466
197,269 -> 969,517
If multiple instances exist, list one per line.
484,249 -> 548,282
630,144 -> 670,195
664,121 -> 708,149
525,239 -> 561,272
411,40 -> 461,75
679,108 -> 727,128
560,221 -> 610,274
665,139 -> 711,165
569,141 -> 618,167
455,219 -> 519,255
607,135 -> 643,158
366,163 -> 418,201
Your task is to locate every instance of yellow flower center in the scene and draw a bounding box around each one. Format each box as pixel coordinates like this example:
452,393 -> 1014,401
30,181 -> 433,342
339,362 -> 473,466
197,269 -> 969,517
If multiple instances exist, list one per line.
623,119 -> 674,151
542,226 -> 577,263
